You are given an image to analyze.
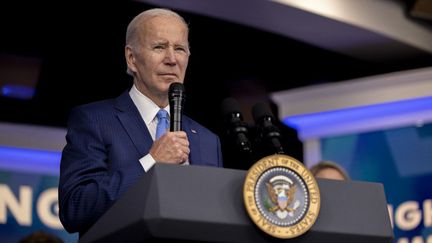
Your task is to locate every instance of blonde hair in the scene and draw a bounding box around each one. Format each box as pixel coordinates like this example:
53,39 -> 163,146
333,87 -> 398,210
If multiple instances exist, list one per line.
309,160 -> 350,180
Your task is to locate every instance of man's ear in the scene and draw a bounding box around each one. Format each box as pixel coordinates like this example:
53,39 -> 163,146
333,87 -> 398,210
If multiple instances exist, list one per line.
125,45 -> 137,73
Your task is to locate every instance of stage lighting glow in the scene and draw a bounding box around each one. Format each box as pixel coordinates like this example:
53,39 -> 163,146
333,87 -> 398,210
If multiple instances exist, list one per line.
283,96 -> 432,139
0,146 -> 61,175
1,84 -> 35,99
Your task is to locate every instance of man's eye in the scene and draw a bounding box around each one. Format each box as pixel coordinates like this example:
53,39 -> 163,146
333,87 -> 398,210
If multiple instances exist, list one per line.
175,47 -> 187,52
154,45 -> 165,50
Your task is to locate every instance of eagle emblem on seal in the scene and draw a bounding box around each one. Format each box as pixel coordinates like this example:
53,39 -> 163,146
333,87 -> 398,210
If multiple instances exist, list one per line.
265,175 -> 300,219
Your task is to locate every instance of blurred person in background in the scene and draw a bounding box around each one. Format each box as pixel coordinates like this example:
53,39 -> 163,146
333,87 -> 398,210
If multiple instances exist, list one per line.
309,160 -> 350,180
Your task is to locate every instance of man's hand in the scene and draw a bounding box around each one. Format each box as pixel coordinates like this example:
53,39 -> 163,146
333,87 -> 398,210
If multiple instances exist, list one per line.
150,131 -> 190,164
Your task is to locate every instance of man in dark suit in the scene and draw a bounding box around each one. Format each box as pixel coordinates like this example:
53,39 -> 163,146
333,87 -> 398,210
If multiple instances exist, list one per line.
58,8 -> 223,236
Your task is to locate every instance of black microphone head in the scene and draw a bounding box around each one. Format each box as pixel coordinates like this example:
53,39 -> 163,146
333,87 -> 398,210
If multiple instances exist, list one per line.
252,102 -> 284,155
221,97 -> 243,120
252,102 -> 274,123
169,82 -> 185,99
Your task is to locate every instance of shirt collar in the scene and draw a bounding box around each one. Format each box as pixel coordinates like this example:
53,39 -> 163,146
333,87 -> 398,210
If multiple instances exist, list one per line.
129,84 -> 170,125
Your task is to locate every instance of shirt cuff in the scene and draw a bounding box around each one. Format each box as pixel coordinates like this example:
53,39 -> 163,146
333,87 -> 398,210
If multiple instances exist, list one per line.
139,154 -> 156,172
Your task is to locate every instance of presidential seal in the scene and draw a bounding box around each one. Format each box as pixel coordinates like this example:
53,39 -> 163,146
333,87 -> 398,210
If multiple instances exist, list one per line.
243,154 -> 320,239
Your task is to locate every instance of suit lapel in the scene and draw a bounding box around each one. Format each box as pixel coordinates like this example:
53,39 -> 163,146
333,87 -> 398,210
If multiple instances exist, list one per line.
115,92 -> 153,155
114,92 -> 203,164
183,117 -> 201,165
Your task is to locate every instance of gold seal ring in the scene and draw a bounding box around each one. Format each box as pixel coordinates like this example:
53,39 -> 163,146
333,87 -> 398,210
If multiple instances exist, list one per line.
243,154 -> 321,239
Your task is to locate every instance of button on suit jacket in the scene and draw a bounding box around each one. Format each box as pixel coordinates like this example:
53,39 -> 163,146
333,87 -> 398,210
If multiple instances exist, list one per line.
59,91 -> 223,235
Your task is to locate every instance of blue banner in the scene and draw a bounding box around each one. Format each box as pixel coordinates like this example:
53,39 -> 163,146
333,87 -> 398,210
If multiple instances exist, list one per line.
321,123 -> 432,243
0,146 -> 78,243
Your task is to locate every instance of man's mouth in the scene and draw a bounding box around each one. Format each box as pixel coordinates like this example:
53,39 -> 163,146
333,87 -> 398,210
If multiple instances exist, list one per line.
160,73 -> 178,77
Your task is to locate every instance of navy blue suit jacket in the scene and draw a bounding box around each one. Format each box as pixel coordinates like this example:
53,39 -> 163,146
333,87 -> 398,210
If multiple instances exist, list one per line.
59,91 -> 223,235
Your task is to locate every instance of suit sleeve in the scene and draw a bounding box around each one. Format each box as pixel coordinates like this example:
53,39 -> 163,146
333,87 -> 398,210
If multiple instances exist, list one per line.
58,107 -> 123,234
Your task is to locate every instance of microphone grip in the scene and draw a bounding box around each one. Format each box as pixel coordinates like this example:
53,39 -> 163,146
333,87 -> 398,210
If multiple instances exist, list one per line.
168,82 -> 185,132
170,104 -> 182,131
236,133 -> 252,153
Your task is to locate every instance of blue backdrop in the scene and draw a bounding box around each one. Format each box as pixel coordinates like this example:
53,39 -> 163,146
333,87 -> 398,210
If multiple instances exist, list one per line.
321,123 -> 432,243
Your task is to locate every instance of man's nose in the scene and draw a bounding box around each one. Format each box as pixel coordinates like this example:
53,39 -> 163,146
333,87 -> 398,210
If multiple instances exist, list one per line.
164,48 -> 177,65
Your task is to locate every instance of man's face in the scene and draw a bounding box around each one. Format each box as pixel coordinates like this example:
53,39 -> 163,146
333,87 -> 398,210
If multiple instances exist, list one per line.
130,15 -> 190,99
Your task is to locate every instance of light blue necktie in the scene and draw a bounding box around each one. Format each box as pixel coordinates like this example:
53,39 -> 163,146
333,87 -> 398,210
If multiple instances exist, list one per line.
155,109 -> 169,139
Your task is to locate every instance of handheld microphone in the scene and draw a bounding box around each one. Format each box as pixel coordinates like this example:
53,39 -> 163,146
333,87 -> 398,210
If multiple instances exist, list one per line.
168,82 -> 185,132
221,98 -> 252,154
252,102 -> 285,155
